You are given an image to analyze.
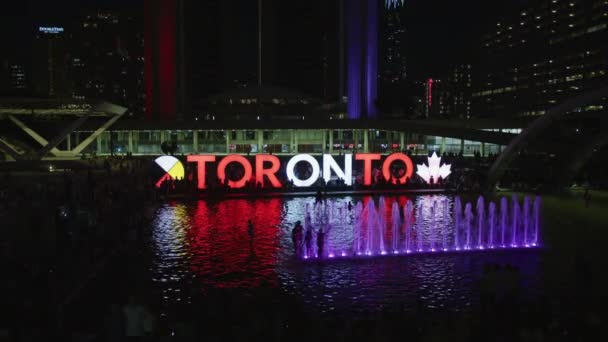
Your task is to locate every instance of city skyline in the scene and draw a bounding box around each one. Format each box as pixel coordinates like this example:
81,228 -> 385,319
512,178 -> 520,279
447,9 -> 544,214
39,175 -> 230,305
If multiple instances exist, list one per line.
1,0 -> 527,80
0,3 -> 607,340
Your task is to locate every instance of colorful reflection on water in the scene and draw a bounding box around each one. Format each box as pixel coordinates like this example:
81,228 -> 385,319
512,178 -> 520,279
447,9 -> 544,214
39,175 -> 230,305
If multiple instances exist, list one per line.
151,195 -> 540,314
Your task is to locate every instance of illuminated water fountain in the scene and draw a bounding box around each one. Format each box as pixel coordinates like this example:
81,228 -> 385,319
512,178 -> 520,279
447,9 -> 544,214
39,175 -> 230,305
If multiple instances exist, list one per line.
299,195 -> 541,260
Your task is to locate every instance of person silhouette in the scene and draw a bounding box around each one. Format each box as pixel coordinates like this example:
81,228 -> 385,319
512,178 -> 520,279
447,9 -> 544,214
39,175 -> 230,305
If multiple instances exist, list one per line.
247,219 -> 254,234
304,228 -> 313,258
292,221 -> 304,256
315,189 -> 323,202
584,188 -> 591,208
247,220 -> 255,249
316,227 -> 326,258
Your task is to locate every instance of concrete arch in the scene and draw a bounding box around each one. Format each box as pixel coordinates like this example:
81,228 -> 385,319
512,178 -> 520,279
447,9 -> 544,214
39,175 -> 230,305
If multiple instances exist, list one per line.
555,127 -> 608,186
486,86 -> 608,190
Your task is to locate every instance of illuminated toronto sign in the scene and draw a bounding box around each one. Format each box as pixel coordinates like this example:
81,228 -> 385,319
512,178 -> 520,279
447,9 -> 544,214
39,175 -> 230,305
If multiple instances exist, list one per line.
416,152 -> 451,184
180,153 -> 420,190
154,156 -> 185,187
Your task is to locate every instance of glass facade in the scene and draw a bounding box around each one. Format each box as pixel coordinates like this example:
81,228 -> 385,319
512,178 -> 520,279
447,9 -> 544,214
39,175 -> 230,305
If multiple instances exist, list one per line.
84,128 -> 504,157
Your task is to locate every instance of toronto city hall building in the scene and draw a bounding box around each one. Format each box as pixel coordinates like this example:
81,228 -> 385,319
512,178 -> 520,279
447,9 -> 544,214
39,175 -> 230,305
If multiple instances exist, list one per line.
1,0 -> 606,161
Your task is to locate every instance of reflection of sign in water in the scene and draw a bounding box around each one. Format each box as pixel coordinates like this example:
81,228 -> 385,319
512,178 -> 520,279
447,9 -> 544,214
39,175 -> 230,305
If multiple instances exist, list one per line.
416,152 -> 451,184
154,156 -> 185,188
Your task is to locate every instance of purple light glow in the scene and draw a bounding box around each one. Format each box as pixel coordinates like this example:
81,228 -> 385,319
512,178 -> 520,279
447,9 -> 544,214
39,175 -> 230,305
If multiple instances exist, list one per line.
346,0 -> 378,119
346,0 -> 363,119
365,0 -> 378,119
298,195 -> 541,262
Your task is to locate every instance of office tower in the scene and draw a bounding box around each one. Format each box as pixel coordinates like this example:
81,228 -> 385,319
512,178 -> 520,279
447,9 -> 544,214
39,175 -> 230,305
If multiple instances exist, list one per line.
71,11 -> 144,114
379,0 -> 407,118
31,26 -> 70,98
380,0 -> 407,85
0,61 -> 27,94
472,0 -> 608,118
445,64 -> 472,119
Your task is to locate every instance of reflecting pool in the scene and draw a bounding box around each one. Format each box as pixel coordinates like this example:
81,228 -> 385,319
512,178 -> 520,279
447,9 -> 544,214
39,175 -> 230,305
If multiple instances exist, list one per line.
150,195 -> 541,316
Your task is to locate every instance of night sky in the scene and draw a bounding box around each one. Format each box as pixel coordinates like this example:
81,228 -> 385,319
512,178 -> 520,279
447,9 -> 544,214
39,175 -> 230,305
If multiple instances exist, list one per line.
1,0 -> 530,79
403,0 -> 530,78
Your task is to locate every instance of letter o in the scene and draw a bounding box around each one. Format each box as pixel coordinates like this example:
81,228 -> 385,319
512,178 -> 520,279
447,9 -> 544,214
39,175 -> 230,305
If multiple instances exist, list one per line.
286,154 -> 321,187
217,155 -> 253,189
382,153 -> 414,184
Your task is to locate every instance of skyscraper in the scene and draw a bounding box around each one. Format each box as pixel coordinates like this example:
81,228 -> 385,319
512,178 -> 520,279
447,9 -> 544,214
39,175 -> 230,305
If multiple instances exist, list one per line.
346,0 -> 379,119
71,11 -> 144,113
379,0 -> 407,118
32,26 -> 70,98
0,61 -> 27,94
381,0 -> 407,84
472,0 -> 608,118
423,64 -> 472,119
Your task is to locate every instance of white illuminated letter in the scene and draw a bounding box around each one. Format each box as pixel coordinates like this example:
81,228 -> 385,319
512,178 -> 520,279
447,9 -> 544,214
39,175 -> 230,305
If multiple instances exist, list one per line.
286,154 -> 321,187
323,154 -> 352,185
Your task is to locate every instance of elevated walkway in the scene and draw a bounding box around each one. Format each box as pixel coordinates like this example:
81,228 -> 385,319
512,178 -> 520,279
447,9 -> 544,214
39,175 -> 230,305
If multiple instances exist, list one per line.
0,101 -> 126,161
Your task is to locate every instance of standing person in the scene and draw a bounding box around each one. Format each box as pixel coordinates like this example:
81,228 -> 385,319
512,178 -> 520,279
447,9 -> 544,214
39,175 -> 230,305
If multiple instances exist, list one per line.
584,188 -> 591,208
304,228 -> 313,258
316,227 -> 326,258
316,224 -> 332,259
315,189 -> 323,202
247,220 -> 254,239
247,219 -> 255,250
291,221 -> 303,257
